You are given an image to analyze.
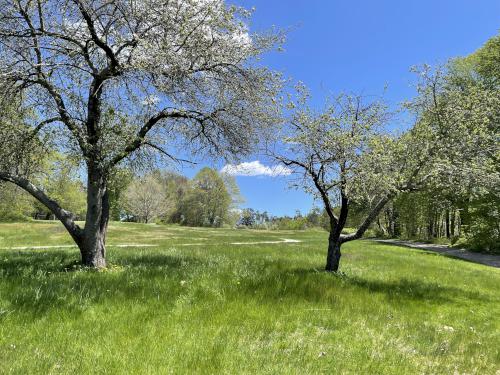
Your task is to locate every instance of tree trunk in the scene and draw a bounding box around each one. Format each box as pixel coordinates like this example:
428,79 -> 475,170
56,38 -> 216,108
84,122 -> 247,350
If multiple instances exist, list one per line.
450,210 -> 455,237
325,233 -> 341,272
445,209 -> 451,238
79,168 -> 109,268
387,207 -> 395,237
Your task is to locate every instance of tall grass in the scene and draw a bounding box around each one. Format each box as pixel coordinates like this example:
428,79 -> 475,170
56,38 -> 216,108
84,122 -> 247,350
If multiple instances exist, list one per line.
0,222 -> 499,374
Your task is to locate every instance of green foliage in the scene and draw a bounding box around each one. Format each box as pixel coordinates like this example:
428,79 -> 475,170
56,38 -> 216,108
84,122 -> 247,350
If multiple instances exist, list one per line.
33,154 -> 86,219
0,146 -> 86,222
453,32 -> 500,252
108,168 -> 134,221
0,222 -> 498,374
108,168 -> 242,228
462,190 -> 500,253
239,208 -> 258,227
386,34 -> 500,252
0,184 -> 34,222
179,168 -> 232,227
471,33 -> 500,86
155,171 -> 190,224
237,208 -> 327,231
0,94 -> 48,177
273,216 -> 309,230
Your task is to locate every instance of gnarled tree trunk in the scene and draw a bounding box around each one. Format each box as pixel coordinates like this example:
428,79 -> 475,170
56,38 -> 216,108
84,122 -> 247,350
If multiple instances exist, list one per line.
0,169 -> 111,268
325,233 -> 342,272
79,168 -> 109,268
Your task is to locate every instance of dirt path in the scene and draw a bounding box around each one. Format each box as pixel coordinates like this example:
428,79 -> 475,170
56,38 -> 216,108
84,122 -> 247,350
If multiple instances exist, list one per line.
374,239 -> 500,268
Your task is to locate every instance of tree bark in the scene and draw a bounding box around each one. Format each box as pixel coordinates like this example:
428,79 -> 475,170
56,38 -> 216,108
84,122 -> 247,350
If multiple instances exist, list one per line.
445,209 -> 451,238
325,233 -> 341,272
79,167 -> 109,268
450,210 -> 455,237
0,169 -> 111,268
0,171 -> 83,244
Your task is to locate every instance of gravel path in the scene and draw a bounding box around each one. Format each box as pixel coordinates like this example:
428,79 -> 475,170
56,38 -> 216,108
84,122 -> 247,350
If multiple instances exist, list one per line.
373,239 -> 500,268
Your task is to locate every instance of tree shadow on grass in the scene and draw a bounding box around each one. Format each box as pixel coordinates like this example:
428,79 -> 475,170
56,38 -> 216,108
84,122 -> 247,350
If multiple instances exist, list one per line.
237,267 -> 491,306
0,249 -> 202,318
0,250 -> 491,319
344,274 -> 488,303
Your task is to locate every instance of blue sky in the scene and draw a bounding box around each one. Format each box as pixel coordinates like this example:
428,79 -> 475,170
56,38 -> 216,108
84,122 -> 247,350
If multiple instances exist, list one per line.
181,0 -> 500,216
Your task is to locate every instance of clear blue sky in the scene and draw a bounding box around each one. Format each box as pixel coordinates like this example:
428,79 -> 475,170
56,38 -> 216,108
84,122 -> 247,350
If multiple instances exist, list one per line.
181,0 -> 500,216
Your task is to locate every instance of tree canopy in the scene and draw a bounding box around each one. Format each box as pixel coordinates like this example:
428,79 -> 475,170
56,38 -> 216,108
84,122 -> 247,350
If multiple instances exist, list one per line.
0,0 -> 282,267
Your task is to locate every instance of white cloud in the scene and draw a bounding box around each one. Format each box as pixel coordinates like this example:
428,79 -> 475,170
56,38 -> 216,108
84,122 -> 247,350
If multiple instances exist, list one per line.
221,160 -> 292,177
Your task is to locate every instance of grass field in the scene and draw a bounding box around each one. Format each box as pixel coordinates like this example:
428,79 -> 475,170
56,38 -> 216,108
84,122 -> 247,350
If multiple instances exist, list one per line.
0,221 -> 499,374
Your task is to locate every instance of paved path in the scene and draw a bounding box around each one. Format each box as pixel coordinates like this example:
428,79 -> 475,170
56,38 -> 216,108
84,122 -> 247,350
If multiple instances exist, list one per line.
374,239 -> 500,268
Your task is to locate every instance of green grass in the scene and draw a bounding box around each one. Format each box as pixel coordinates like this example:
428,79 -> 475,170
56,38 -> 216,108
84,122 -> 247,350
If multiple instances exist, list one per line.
0,221 -> 499,374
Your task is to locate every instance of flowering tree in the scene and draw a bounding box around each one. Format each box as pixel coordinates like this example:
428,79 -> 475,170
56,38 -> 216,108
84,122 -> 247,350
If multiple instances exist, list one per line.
123,175 -> 167,223
272,89 -> 401,271
0,0 -> 282,267
272,75 -> 498,272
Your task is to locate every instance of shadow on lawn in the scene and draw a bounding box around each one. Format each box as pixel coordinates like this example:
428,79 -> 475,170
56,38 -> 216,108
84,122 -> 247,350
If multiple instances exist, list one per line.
0,249 -> 200,318
0,250 -> 490,319
239,267 -> 490,305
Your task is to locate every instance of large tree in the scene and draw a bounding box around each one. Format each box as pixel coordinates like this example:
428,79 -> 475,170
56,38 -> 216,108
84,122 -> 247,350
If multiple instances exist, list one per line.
0,0 -> 281,267
273,74 -> 498,271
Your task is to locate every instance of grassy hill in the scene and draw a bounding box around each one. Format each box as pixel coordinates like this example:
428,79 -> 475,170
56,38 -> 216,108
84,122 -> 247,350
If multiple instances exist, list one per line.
0,222 -> 499,374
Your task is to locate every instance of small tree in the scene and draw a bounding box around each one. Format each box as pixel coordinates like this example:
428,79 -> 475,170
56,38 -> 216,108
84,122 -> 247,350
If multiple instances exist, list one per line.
274,69 -> 499,271
123,175 -> 167,223
0,0 -> 282,267
272,89 -> 398,271
239,208 -> 256,227
272,84 -> 436,271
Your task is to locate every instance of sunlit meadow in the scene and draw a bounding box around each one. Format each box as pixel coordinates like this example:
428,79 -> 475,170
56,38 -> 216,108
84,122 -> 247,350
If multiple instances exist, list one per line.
0,221 -> 499,374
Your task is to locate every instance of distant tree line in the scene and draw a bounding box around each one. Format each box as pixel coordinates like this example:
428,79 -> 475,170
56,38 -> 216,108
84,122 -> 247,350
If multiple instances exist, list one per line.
237,207 -> 324,231
0,164 -> 242,228
121,167 -> 242,227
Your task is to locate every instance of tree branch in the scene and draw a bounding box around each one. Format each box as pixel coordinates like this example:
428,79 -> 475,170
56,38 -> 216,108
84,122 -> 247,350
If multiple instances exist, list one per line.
12,0 -> 88,154
109,109 -> 206,167
73,0 -> 120,70
340,193 -> 395,243
0,171 -> 83,241
143,142 -> 196,164
274,155 -> 339,227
